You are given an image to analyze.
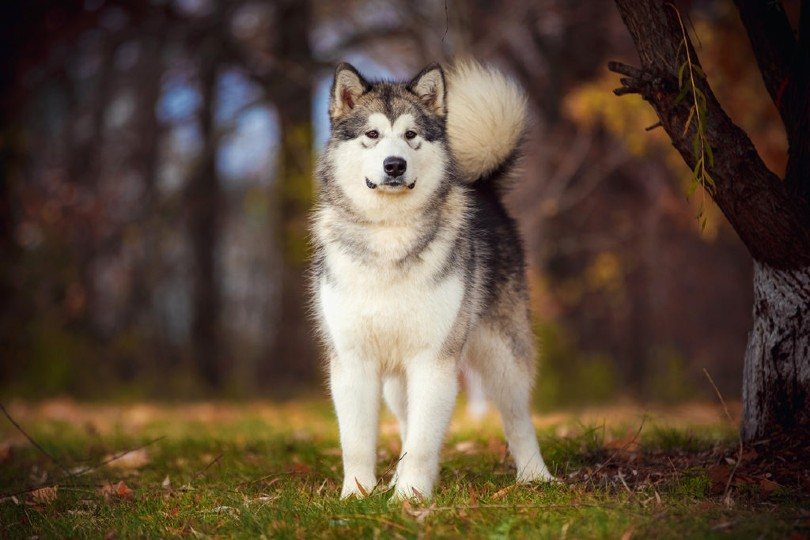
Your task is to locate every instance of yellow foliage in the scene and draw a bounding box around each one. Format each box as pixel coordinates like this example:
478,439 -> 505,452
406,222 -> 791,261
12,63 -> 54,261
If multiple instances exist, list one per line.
564,73 -> 664,156
586,251 -> 622,292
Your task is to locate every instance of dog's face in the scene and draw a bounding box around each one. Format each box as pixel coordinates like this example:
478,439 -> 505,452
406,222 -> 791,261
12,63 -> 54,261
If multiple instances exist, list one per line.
322,63 -> 451,222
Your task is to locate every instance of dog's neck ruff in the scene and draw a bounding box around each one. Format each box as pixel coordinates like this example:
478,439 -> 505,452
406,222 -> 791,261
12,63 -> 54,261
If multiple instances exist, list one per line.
317,184 -> 467,268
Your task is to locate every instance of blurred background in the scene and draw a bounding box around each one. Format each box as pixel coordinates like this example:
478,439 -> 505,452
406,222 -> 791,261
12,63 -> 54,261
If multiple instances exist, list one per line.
0,0 -> 789,405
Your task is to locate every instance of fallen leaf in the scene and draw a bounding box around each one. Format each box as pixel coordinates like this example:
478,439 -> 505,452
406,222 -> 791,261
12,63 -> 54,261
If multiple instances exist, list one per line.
454,441 -> 478,454
355,479 -> 369,497
491,484 -> 516,500
759,478 -> 779,494
30,486 -> 58,505
101,481 -> 134,501
605,429 -> 639,452
106,449 -> 150,470
707,464 -> 730,495
0,443 -> 11,464
620,526 -> 635,540
407,503 -> 435,523
467,484 -> 478,506
288,462 -> 311,474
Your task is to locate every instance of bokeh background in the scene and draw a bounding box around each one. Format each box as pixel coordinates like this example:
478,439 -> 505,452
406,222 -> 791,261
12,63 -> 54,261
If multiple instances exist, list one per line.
0,0 -> 790,405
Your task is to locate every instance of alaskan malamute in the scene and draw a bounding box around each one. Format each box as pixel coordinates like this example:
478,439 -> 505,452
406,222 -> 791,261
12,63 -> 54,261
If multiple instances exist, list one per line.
311,61 -> 554,500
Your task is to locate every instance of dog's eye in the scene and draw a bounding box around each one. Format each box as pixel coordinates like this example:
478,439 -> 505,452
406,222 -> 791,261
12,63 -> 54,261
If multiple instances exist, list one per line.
405,130 -> 417,140
365,130 -> 379,139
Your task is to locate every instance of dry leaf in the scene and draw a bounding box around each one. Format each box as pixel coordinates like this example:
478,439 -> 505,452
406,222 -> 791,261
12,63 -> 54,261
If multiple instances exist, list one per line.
408,503 -> 435,523
106,449 -> 150,470
454,441 -> 478,454
288,462 -> 312,474
620,527 -> 635,540
0,443 -> 11,464
31,486 -> 58,505
605,429 -> 639,452
101,481 -> 134,501
707,464 -> 730,495
467,484 -> 478,506
491,484 -> 516,500
759,478 -> 779,494
355,479 -> 369,497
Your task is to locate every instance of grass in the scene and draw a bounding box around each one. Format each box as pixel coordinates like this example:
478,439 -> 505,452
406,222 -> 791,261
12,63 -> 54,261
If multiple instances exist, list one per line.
0,399 -> 806,538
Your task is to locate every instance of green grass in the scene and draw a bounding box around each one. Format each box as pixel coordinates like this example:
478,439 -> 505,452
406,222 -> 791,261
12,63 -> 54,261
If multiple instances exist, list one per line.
0,400 -> 806,538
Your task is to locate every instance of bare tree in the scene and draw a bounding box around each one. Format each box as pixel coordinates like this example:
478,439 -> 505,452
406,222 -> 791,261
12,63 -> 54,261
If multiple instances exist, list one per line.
188,26 -> 225,390
609,0 -> 810,440
262,0 -> 317,382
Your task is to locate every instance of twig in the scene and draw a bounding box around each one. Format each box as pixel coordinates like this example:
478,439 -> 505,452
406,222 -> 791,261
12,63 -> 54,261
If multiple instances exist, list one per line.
702,368 -> 743,504
335,513 -> 412,532
68,436 -> 166,478
0,482 -> 107,500
235,470 -> 305,489
192,453 -> 223,482
616,470 -> 633,495
0,403 -> 70,476
592,416 -> 647,476
373,452 -> 407,494
0,405 -> 164,499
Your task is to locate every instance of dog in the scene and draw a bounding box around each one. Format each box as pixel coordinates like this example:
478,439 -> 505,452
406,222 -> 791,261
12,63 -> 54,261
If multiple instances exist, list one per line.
311,60 -> 554,500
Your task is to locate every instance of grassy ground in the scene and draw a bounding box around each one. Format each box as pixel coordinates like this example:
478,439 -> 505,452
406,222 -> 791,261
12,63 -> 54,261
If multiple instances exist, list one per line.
0,399 -> 807,538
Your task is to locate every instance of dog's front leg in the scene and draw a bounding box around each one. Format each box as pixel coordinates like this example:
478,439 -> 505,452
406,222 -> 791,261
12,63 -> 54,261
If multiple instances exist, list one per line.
393,356 -> 458,500
330,355 -> 380,498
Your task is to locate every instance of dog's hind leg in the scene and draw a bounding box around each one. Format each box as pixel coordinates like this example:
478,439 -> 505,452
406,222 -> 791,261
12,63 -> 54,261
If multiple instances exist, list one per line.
470,325 -> 554,483
383,374 -> 407,487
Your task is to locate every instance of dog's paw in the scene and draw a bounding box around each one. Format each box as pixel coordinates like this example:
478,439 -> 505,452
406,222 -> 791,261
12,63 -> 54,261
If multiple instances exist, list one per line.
340,477 -> 376,499
390,475 -> 433,502
516,464 -> 557,484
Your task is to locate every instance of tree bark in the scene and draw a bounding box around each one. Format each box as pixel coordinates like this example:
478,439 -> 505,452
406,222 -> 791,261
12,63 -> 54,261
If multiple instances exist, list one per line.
742,262 -> 810,441
610,0 -> 810,441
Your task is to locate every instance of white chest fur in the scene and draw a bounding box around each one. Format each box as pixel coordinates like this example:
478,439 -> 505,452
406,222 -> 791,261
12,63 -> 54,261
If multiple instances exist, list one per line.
317,228 -> 465,368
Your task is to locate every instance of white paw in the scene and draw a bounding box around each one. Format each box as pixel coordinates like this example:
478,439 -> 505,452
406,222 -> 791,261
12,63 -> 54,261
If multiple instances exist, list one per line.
516,463 -> 557,484
340,476 -> 376,499
391,474 -> 433,501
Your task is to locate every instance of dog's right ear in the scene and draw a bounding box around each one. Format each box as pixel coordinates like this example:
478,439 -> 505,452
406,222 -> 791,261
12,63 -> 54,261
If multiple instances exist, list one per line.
330,63 -> 370,121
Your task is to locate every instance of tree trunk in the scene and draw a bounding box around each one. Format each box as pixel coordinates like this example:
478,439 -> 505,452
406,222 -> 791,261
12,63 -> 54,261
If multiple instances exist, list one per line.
188,40 -> 223,390
742,262 -> 810,441
260,0 -> 316,384
610,0 -> 810,441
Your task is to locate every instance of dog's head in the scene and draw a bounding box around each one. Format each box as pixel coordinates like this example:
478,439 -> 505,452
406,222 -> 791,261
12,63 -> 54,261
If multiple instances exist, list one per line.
321,63 -> 452,221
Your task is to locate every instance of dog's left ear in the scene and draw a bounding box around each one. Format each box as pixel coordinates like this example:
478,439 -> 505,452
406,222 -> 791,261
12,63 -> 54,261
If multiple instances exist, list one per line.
407,64 -> 446,117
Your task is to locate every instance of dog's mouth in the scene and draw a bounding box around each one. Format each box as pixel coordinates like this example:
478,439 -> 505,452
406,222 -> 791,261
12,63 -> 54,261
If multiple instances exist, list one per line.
365,177 -> 416,191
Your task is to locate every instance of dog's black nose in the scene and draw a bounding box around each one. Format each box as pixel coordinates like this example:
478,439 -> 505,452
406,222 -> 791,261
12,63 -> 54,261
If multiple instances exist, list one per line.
383,156 -> 407,177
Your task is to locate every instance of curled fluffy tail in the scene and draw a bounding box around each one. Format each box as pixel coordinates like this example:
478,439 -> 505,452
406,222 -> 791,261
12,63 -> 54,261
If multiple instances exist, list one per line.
446,60 -> 528,186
